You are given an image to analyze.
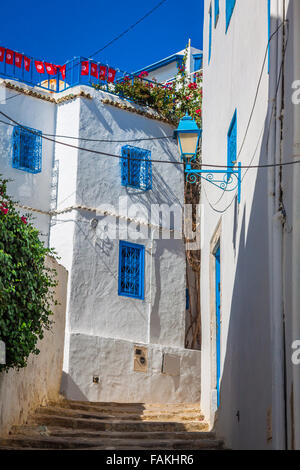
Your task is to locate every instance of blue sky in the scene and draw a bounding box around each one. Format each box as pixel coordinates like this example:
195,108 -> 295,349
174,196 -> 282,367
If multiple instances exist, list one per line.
1,0 -> 204,73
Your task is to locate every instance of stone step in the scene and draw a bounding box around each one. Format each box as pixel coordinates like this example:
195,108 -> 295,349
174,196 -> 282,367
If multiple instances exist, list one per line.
1,400 -> 223,451
35,406 -> 205,422
30,414 -> 209,432
50,400 -> 202,417
0,435 -> 223,450
11,425 -> 217,441
55,400 -> 200,412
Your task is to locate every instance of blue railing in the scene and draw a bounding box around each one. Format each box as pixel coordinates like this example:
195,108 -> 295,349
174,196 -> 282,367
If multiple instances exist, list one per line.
0,51 -> 125,92
0,48 -> 167,100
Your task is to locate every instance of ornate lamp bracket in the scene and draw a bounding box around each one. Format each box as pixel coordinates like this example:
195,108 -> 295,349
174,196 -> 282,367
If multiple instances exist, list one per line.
185,162 -> 242,203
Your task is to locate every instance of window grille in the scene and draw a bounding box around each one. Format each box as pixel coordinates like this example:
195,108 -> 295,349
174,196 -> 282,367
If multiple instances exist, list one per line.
226,0 -> 236,31
12,125 -> 42,173
121,145 -> 152,191
118,241 -> 145,300
227,110 -> 237,169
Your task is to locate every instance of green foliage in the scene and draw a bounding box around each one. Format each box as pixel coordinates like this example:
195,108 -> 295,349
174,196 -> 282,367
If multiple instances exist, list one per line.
0,177 -> 57,372
93,48 -> 202,127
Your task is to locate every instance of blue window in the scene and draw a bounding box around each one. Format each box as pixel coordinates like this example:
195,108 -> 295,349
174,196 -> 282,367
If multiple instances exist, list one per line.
12,125 -> 42,173
215,0 -> 220,26
214,244 -> 221,408
193,54 -> 203,71
118,241 -> 145,300
208,3 -> 212,64
121,145 -> 152,190
227,110 -> 237,169
226,0 -> 236,32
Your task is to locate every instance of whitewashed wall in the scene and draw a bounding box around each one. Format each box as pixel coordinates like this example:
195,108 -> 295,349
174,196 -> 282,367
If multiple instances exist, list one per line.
0,76 -> 199,403
0,80 -> 56,246
201,0 -> 273,449
50,86 -> 201,403
281,0 -> 300,451
147,62 -> 180,83
0,257 -> 68,436
142,47 -> 202,83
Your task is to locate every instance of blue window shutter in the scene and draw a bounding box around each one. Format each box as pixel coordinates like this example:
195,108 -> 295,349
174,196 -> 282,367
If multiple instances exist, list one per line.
215,0 -> 220,26
121,145 -> 152,191
193,54 -> 203,71
226,0 -> 236,32
227,110 -> 237,171
12,125 -> 42,173
209,4 -> 212,64
118,241 -> 145,300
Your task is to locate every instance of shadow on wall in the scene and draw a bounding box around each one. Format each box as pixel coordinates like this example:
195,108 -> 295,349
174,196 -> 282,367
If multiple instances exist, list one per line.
150,239 -> 185,343
60,371 -> 88,401
210,12 -> 292,449
60,372 -> 193,432
84,97 -> 180,170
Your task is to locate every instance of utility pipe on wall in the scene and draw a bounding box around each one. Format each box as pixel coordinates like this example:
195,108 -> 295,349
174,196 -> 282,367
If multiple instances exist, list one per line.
267,0 -> 287,450
291,0 -> 300,450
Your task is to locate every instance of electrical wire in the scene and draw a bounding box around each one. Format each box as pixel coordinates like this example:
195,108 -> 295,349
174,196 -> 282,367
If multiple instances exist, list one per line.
0,19 -> 294,174
0,93 -> 22,104
62,0 -> 168,77
202,19 -> 289,213
0,107 -> 299,169
89,0 -> 168,59
0,119 -> 173,143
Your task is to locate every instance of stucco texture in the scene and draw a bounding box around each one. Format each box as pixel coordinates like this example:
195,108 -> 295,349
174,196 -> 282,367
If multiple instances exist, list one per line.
62,333 -> 201,404
0,257 -> 68,436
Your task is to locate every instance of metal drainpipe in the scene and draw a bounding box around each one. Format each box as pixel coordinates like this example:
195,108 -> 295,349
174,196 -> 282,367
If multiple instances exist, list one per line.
291,0 -> 300,450
268,0 -> 287,450
280,1 -> 289,451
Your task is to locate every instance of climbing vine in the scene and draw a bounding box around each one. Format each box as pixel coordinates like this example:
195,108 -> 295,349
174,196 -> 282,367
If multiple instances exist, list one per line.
93,48 -> 202,127
0,177 -> 57,372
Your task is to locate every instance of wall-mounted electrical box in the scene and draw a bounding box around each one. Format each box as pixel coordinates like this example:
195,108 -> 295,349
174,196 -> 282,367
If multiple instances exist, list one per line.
134,345 -> 148,373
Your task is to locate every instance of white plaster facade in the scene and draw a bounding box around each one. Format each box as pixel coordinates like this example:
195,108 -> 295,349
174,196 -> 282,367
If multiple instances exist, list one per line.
0,257 -> 67,436
134,44 -> 203,84
0,80 -> 55,245
201,0 -> 300,450
0,79 -> 201,404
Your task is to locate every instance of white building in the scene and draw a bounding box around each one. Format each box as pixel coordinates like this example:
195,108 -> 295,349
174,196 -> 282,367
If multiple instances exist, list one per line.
133,42 -> 203,84
0,62 -> 201,403
200,0 -> 300,450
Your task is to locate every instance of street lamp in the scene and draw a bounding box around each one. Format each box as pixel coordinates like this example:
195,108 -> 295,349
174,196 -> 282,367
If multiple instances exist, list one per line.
174,113 -> 202,163
175,113 -> 242,203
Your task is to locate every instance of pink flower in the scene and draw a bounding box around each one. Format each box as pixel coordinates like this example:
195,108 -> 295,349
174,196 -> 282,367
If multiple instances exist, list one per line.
196,109 -> 202,115
138,71 -> 149,78
0,204 -> 8,215
21,216 -> 27,224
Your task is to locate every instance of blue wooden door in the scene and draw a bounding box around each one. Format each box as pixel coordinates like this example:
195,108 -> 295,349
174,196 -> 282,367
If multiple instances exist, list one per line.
215,246 -> 221,407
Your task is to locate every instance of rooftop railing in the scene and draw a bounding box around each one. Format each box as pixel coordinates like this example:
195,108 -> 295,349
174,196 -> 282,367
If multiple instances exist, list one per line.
0,49 -> 169,104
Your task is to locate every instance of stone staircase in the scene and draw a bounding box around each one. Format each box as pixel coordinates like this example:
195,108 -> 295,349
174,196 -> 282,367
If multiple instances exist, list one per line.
0,400 -> 223,450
